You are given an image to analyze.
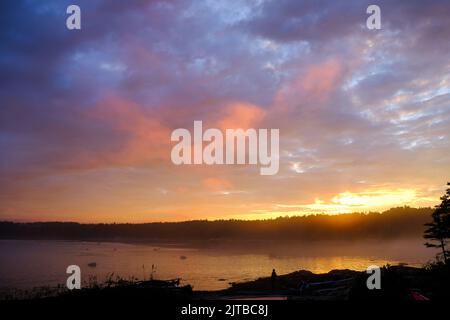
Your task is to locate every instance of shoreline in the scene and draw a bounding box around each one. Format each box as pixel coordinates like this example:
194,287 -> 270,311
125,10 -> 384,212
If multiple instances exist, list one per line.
3,264 -> 447,301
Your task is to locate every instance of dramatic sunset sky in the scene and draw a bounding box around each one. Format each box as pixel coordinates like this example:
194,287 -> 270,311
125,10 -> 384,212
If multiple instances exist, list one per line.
1,0 -> 449,222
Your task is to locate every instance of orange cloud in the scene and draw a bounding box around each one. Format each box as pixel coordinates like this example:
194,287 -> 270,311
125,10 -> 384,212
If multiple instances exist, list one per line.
203,177 -> 233,191
216,102 -> 266,130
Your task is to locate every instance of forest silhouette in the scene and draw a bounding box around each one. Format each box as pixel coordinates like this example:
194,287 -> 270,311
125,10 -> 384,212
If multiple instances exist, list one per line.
0,207 -> 432,242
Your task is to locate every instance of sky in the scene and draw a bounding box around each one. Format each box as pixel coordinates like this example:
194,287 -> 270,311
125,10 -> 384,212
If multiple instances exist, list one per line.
0,0 -> 449,222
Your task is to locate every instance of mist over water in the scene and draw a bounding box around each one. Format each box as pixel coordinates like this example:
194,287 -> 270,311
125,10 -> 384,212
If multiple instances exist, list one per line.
0,238 -> 437,292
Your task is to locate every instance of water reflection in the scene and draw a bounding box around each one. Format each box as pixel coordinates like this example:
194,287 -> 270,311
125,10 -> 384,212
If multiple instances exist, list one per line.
0,239 -> 435,292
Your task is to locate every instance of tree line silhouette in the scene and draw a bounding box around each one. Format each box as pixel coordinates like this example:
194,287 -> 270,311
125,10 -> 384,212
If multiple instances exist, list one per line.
0,207 -> 432,242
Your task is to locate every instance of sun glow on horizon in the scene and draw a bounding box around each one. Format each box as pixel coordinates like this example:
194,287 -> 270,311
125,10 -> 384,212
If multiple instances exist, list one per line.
226,188 -> 440,221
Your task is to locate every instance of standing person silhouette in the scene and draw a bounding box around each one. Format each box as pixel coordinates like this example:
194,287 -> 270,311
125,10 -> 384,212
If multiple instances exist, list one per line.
271,269 -> 277,290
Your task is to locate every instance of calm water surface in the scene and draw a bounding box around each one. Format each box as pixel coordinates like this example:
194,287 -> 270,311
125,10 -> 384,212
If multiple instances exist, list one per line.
0,239 -> 435,292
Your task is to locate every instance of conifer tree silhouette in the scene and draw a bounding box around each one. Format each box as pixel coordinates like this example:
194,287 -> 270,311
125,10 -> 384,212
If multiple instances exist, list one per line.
424,182 -> 450,264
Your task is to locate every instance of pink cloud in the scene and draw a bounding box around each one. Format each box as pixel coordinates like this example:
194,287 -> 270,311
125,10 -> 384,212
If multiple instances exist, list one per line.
88,96 -> 172,166
275,58 -> 342,110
